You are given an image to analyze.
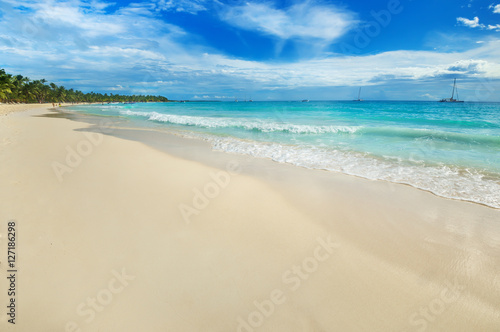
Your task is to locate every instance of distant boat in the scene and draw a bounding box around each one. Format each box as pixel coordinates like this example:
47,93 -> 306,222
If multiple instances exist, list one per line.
302,99 -> 309,102
353,87 -> 363,101
439,78 -> 464,103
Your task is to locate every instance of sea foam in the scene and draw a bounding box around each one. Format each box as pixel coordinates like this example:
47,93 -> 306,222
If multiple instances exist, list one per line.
119,110 -> 360,134
202,135 -> 500,209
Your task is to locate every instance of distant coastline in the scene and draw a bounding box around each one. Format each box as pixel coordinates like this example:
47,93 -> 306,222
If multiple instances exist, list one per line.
0,68 -> 169,104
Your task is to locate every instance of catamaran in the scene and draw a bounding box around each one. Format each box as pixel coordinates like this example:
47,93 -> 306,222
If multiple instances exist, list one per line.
353,87 -> 363,101
439,78 -> 464,103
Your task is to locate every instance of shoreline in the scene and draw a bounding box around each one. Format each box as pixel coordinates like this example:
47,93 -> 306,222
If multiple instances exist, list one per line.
60,105 -> 500,211
1,105 -> 499,331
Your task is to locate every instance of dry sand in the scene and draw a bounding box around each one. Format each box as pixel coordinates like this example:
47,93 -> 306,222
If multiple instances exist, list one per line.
0,105 -> 499,331
0,103 -> 75,116
0,103 -> 52,116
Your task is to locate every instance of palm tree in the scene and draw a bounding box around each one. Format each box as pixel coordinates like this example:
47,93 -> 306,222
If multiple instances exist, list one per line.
0,69 -> 14,102
56,86 -> 67,103
9,75 -> 30,103
1,68 -> 170,104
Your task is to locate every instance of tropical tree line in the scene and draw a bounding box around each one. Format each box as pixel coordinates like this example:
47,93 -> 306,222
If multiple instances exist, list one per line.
0,68 -> 169,104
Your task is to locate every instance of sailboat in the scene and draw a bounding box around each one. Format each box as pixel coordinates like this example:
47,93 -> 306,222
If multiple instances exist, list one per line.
353,87 -> 363,101
439,78 -> 464,103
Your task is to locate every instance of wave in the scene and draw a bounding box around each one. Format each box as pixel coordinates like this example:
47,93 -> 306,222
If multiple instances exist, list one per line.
359,127 -> 500,146
205,136 -> 500,209
119,110 -> 360,134
120,110 -> 500,147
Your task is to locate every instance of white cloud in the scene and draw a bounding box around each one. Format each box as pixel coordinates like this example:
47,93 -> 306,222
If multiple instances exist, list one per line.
457,16 -> 483,28
457,16 -> 500,31
220,1 -> 357,42
154,0 -> 208,14
489,4 -> 500,14
116,2 -> 156,16
168,47 -> 500,91
487,24 -> 500,31
420,93 -> 437,100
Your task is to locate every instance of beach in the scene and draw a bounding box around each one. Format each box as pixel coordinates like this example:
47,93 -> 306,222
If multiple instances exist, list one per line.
1,104 -> 499,331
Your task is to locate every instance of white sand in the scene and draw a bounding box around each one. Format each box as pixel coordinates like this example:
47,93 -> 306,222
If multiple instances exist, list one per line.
0,105 -> 499,331
0,103 -> 72,116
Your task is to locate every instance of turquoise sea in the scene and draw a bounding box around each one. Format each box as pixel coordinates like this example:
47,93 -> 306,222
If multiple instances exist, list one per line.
67,101 -> 500,209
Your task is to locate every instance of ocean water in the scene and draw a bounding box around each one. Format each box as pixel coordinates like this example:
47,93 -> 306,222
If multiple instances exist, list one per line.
66,101 -> 500,209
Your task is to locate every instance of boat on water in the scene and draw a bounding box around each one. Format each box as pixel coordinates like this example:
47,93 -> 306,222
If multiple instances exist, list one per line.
439,78 -> 464,103
301,99 -> 309,102
353,87 -> 363,101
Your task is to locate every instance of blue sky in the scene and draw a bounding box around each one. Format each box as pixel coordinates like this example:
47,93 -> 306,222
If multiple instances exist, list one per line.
1,0 -> 500,101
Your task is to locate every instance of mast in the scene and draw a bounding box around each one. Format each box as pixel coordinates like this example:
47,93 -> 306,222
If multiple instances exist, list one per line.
451,78 -> 456,100
358,87 -> 361,100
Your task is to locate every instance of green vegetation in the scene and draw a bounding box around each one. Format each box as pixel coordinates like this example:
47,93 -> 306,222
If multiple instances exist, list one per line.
0,68 -> 169,104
